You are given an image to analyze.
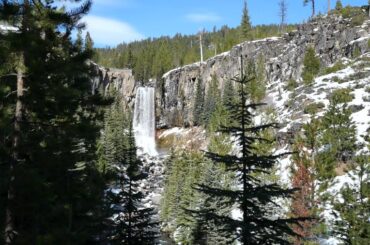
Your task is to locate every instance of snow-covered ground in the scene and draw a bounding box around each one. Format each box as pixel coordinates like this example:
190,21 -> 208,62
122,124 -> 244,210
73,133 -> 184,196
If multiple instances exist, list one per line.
265,53 -> 370,244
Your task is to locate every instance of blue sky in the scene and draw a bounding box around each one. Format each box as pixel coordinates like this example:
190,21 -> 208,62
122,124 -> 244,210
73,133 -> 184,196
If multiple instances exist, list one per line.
78,0 -> 368,47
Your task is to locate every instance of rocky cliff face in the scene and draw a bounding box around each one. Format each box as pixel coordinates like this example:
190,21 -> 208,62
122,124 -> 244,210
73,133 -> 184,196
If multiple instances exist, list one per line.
158,15 -> 370,128
89,61 -> 137,108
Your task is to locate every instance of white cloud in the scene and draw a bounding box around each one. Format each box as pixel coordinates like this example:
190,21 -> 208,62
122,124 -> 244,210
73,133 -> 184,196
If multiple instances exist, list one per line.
82,16 -> 144,47
186,13 -> 221,23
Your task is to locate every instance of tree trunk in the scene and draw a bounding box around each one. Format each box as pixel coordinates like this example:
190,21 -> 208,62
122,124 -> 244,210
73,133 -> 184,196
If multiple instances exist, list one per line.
4,55 -> 24,244
312,0 -> 316,17
328,0 -> 330,14
4,1 -> 29,243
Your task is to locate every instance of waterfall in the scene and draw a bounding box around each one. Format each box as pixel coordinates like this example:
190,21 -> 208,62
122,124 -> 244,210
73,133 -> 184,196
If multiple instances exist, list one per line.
133,87 -> 157,156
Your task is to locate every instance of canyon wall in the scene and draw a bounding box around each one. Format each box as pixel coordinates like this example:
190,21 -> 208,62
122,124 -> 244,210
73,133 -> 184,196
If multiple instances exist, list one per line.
158,15 -> 370,128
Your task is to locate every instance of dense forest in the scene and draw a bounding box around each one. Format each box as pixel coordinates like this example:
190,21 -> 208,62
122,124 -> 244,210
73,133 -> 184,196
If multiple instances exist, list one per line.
1,0 -> 369,245
94,23 -> 296,82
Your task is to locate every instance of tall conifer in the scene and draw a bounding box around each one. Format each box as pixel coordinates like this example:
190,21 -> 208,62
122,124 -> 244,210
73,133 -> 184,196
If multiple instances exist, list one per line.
194,58 -> 305,244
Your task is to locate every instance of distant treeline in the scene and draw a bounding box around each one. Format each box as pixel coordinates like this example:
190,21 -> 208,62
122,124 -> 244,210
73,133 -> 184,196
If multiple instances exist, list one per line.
94,24 -> 297,82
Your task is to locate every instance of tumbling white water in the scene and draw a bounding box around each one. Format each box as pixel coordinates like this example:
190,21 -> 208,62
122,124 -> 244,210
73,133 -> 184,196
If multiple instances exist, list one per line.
133,87 -> 157,156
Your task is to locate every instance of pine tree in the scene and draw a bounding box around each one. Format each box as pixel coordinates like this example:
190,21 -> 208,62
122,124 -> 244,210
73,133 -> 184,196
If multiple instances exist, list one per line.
302,46 -> 321,85
335,0 -> 343,11
203,75 -> 220,126
193,78 -> 205,126
107,125 -> 158,244
160,151 -> 205,244
245,58 -> 266,103
240,0 -> 252,41
194,60 -> 304,244
333,154 -> 370,244
321,90 -> 357,162
222,79 -> 235,108
85,31 -> 94,51
1,1 -> 108,243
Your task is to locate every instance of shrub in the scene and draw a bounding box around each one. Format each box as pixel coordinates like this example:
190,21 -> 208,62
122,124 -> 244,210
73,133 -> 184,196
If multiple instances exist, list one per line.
323,61 -> 345,75
341,6 -> 367,27
285,79 -> 298,91
302,47 -> 321,85
304,102 -> 325,114
330,88 -> 354,103
353,46 -> 361,58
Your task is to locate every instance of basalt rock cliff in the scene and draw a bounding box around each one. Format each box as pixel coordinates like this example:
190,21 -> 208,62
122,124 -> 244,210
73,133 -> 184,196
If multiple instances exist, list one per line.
157,15 -> 370,128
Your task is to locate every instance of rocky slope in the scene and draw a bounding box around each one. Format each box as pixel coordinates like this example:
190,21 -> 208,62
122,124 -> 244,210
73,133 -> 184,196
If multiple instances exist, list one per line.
158,15 -> 370,128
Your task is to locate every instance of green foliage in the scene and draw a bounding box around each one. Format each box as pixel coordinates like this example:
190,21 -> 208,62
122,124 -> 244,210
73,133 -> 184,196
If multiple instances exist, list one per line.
245,58 -> 266,102
304,102 -> 325,115
302,47 -> 321,85
207,102 -> 229,133
340,6 -> 367,26
193,65 -> 303,244
222,79 -> 236,107
240,0 -> 252,41
161,151 -> 209,243
105,125 -> 159,244
85,31 -> 94,51
203,75 -> 221,126
353,46 -> 362,58
322,61 -> 345,75
97,95 -> 129,177
317,90 -> 357,180
286,79 -> 298,91
193,78 -> 205,126
335,0 -> 343,11
333,155 -> 370,244
330,88 -> 354,103
0,1 -> 109,243
94,24 -> 296,83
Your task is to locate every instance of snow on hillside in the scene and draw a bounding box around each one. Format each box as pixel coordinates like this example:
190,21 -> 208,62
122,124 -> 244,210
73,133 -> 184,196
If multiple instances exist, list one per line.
265,52 -> 370,245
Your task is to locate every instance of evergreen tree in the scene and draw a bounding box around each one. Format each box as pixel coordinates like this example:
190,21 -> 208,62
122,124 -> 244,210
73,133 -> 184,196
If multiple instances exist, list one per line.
0,1 -> 108,243
85,31 -> 94,51
193,78 -> 205,126
291,137 -> 316,245
320,90 -> 357,164
240,0 -> 252,41
203,75 -> 220,126
335,0 -> 343,11
222,79 -> 235,108
245,58 -> 266,103
107,125 -> 158,244
194,62 -> 304,244
333,154 -> 370,244
161,151 -> 205,244
302,46 -> 321,85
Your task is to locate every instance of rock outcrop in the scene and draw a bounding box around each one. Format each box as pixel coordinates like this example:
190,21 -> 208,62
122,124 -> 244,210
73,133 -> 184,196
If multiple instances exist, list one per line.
89,61 -> 137,108
158,15 -> 370,128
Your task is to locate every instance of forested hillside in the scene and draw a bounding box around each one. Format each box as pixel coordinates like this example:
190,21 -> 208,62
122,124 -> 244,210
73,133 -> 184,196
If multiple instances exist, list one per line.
1,1 -> 370,245
94,24 -> 296,82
